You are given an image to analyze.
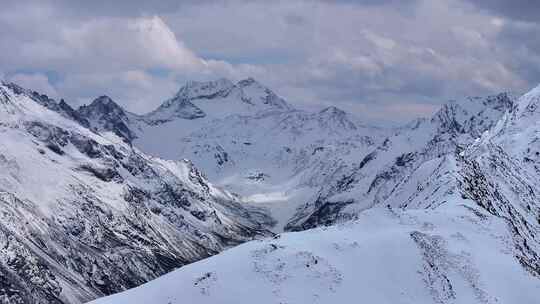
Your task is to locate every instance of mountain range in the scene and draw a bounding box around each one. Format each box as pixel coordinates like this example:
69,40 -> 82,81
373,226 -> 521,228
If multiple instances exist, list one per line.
0,77 -> 539,303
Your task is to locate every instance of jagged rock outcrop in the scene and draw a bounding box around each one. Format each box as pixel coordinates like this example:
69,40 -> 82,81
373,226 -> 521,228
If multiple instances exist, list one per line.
77,96 -> 138,143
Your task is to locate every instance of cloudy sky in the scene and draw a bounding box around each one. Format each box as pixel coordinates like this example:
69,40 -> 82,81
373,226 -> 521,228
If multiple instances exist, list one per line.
1,0 -> 539,124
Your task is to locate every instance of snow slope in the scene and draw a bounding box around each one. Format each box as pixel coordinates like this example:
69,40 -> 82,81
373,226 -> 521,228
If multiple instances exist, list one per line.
90,204 -> 540,304
0,82 -> 272,304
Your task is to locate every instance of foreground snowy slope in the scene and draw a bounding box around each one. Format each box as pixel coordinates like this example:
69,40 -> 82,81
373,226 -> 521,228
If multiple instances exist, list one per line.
0,82 -> 271,304
90,204 -> 540,304
89,85 -> 540,304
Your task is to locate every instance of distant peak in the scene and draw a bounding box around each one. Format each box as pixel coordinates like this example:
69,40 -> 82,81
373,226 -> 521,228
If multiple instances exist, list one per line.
79,95 -> 125,117
93,95 -> 114,104
237,77 -> 259,87
521,83 -> 540,102
180,78 -> 234,91
314,106 -> 357,131
87,96 -> 121,109
514,83 -> 540,118
319,106 -> 347,116
174,78 -> 235,100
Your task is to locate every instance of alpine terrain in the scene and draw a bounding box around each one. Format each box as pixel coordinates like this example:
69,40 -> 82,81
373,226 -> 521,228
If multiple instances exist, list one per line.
1,76 -> 540,304
87,80 -> 540,304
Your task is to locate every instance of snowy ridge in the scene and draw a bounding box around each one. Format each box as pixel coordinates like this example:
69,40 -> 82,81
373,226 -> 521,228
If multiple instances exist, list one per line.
0,82 -> 272,304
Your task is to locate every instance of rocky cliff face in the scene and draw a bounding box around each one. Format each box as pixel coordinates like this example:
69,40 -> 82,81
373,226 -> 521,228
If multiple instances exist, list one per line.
77,96 -> 138,143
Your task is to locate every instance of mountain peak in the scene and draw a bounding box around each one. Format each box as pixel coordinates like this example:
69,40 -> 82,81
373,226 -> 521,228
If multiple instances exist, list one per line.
237,77 -> 258,87
429,93 -> 515,137
514,83 -> 540,119
78,95 -> 126,120
77,95 -> 135,142
145,78 -> 292,125
175,78 -> 235,101
319,106 -> 347,116
236,78 -> 292,111
1,81 -> 59,109
313,105 -> 358,132
92,95 -> 115,105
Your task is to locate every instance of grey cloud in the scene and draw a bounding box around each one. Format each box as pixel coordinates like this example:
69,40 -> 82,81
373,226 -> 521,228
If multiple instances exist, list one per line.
1,0 -> 212,18
2,0 -> 417,19
0,0 -> 536,124
466,0 -> 540,22
495,21 -> 540,86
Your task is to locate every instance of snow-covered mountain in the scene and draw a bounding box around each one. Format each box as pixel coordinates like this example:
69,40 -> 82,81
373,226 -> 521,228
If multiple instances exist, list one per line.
143,78 -> 291,125
76,78 -> 388,231
89,85 -> 540,304
75,78 -> 521,234
0,82 -> 272,304
285,92 -> 516,230
177,106 -> 388,230
78,78 -> 294,156
5,76 -> 540,304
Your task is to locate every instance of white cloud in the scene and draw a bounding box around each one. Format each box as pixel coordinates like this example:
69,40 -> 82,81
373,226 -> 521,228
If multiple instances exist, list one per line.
59,15 -> 204,72
0,12 -> 207,73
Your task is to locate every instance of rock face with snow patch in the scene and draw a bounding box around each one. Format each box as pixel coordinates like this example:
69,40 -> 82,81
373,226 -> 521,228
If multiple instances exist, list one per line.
77,96 -> 138,143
